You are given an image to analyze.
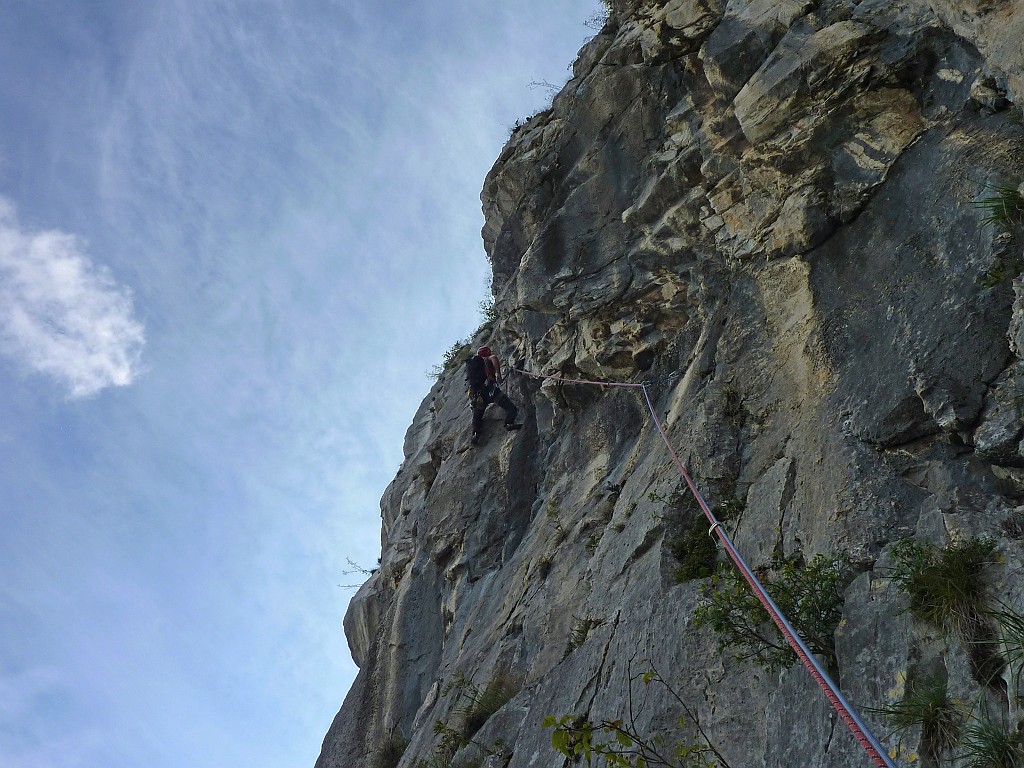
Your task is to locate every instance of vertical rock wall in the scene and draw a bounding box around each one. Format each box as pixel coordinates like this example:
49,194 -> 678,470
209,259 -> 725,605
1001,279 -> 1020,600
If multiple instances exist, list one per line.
318,1 -> 1024,766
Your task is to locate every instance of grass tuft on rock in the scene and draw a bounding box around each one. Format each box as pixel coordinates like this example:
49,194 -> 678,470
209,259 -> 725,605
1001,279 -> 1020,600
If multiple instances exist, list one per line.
889,537 -> 996,637
456,674 -> 520,742
373,729 -> 410,768
973,182 -> 1024,229
872,677 -> 963,760
961,717 -> 1024,768
568,615 -> 605,652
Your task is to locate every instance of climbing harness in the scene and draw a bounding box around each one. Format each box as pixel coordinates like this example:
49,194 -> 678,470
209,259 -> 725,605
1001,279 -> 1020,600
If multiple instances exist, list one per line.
512,366 -> 897,768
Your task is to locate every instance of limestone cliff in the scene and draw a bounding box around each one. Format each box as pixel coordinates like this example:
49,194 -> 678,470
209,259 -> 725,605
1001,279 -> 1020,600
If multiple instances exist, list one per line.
317,1 -> 1024,766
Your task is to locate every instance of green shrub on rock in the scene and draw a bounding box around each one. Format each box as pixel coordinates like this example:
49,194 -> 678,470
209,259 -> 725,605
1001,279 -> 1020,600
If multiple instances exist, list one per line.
693,554 -> 850,672
671,519 -> 718,583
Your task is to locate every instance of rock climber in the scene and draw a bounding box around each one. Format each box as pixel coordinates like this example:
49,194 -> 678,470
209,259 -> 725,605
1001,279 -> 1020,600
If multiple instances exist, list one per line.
466,345 -> 522,445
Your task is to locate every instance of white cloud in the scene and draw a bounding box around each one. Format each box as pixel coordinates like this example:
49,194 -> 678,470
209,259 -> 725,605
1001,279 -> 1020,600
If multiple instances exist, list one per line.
0,199 -> 145,398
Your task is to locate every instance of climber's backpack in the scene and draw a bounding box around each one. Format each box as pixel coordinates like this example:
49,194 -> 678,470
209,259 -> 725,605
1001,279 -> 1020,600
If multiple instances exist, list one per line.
465,355 -> 488,392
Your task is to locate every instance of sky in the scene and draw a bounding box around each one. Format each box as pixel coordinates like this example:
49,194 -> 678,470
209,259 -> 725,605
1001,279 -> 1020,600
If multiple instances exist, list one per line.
0,2 -> 604,766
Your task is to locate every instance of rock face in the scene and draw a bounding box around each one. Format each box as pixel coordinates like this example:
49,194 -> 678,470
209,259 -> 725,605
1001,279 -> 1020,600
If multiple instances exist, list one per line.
317,2 -> 1024,767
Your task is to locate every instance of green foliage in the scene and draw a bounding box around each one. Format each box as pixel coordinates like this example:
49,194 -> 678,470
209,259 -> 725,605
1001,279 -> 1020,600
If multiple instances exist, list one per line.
973,182 -> 1024,229
478,297 -> 497,327
671,519 -> 718,583
989,606 -> 1024,672
444,340 -> 473,370
646,486 -> 690,511
889,537 -> 996,637
961,717 -> 1024,768
871,677 -> 963,760
422,672 -> 519,767
430,338 -> 474,380
535,554 -> 553,579
457,674 -> 520,741
542,663 -> 731,767
373,729 -> 410,768
876,540 -> 1024,764
693,555 -> 850,672
545,501 -> 568,546
431,719 -> 464,763
569,615 -> 605,651
715,497 -> 745,519
546,713 -> 704,768
647,490 -> 669,506
973,183 -> 1024,284
981,260 -> 1011,288
670,498 -> 740,583
428,281 -> 497,380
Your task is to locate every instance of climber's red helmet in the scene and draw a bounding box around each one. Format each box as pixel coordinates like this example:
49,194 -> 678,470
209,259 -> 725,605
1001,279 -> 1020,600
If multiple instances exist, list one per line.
477,346 -> 492,358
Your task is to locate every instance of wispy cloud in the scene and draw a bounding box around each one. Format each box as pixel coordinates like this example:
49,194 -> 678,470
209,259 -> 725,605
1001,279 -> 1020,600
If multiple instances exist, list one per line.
0,199 -> 145,398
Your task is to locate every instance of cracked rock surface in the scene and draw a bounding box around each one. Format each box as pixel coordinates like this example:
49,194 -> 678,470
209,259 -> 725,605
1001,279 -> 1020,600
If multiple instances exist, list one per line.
316,1 -> 1024,766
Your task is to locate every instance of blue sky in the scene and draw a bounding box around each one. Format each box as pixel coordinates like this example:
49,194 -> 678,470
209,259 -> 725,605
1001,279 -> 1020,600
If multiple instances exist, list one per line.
0,2 -> 603,766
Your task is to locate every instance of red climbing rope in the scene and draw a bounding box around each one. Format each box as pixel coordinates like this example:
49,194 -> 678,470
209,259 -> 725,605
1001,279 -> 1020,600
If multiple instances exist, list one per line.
513,367 -> 896,768
511,369 -> 646,389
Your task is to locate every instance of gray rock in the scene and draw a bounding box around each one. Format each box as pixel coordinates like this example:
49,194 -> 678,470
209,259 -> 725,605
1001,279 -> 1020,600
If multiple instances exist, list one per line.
699,0 -> 816,101
733,21 -> 880,145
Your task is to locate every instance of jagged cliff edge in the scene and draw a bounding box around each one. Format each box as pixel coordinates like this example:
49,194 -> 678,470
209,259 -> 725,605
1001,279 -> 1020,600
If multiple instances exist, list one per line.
317,1 -> 1024,766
